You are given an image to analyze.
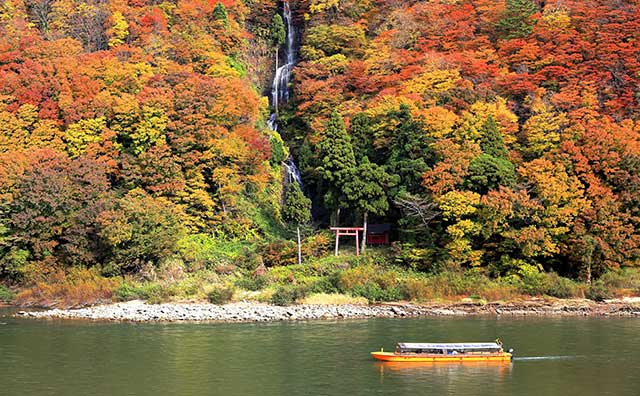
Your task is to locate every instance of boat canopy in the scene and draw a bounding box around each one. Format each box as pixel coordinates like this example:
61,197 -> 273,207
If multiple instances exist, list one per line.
397,343 -> 501,350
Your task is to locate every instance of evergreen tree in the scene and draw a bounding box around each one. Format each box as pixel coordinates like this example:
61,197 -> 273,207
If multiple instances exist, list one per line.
212,2 -> 229,29
270,13 -> 286,110
496,0 -> 539,39
480,115 -> 509,159
386,105 -> 433,195
283,182 -> 311,264
467,115 -> 516,194
317,111 -> 356,224
270,14 -> 286,48
349,113 -> 375,162
283,182 -> 311,226
343,157 -> 391,251
465,154 -> 516,194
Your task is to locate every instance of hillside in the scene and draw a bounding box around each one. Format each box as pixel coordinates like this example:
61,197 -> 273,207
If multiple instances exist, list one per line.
283,0 -> 640,279
1,0 -> 640,306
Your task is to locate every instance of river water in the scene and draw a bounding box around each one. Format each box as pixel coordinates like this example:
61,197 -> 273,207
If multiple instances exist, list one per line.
1,308 -> 639,395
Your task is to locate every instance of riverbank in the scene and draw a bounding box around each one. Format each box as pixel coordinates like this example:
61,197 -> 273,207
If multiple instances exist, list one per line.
15,298 -> 640,322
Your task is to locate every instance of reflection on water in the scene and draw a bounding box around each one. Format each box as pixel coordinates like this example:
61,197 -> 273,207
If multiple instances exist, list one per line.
1,311 -> 640,396
376,360 -> 513,383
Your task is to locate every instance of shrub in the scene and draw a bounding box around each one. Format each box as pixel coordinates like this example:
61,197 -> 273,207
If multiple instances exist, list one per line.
207,285 -> 234,304
308,275 -> 340,294
392,242 -> 434,272
349,282 -> 403,302
544,273 -> 579,298
402,277 -> 434,301
259,240 -> 297,267
301,232 -> 332,259
0,285 -> 15,302
599,269 -> 640,296
586,281 -> 612,302
177,235 -> 250,270
113,282 -> 169,303
97,189 -> 187,272
270,285 -> 308,306
235,275 -> 268,291
113,282 -> 144,301
15,267 -> 119,308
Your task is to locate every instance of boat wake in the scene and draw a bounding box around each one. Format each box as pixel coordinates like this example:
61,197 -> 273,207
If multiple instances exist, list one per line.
513,355 -> 578,361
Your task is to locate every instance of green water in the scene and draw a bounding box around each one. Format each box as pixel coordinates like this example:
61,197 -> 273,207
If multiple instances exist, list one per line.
1,308 -> 639,396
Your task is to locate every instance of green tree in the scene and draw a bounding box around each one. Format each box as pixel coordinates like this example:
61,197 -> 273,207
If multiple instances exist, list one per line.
465,154 -> 516,194
271,13 -> 286,110
317,111 -> 356,225
349,112 -> 375,162
212,2 -> 229,29
270,13 -> 286,48
480,115 -> 508,159
466,116 -> 515,194
343,157 -> 391,251
282,182 -> 311,264
386,105 -> 433,195
496,0 -> 539,39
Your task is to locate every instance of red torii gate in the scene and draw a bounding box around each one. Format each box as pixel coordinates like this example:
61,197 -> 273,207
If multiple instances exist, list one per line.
330,227 -> 365,256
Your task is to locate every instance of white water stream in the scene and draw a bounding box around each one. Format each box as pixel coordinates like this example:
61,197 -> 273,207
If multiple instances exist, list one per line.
269,1 -> 302,187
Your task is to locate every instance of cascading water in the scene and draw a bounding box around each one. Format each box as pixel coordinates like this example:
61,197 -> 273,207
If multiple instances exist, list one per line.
269,0 -> 302,187
271,0 -> 295,107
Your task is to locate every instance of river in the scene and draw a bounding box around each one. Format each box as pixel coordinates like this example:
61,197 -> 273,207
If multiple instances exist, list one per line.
1,307 -> 639,395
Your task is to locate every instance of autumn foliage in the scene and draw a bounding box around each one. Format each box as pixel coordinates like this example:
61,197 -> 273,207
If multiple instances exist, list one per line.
1,0 -> 640,291
286,0 -> 640,280
0,0 -> 280,282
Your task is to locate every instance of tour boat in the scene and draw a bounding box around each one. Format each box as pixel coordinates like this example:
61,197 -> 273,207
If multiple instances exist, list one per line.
371,342 -> 513,363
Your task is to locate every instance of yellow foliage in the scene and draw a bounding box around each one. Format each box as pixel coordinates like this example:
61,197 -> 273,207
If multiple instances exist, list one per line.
415,106 -> 459,139
401,68 -> 462,100
540,7 -> 572,31
64,117 -> 108,158
435,190 -> 481,221
522,94 -> 566,156
518,158 -> 588,227
206,52 -> 240,78
28,120 -> 65,151
309,0 -> 341,14
457,98 -> 518,145
108,11 -> 129,48
444,238 -> 483,267
314,54 -> 350,75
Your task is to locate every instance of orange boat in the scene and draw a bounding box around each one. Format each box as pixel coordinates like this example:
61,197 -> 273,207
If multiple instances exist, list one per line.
371,342 -> 513,363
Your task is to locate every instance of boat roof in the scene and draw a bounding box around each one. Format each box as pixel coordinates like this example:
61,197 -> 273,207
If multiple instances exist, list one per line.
397,342 -> 501,350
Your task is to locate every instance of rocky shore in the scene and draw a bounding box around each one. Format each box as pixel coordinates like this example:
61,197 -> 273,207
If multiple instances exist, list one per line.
16,298 -> 640,322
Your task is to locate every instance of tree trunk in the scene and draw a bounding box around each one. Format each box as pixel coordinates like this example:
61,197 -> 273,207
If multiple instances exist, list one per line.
361,211 -> 368,253
335,207 -> 340,227
297,226 -> 302,265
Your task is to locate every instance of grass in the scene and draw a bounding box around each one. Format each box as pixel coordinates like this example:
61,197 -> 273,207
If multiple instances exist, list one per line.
7,246 -> 640,308
299,293 -> 368,305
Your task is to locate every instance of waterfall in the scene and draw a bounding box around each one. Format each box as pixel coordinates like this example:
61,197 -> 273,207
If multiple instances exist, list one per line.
270,0 -> 295,107
269,0 -> 302,187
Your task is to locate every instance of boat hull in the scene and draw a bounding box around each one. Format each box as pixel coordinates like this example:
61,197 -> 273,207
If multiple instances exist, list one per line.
371,352 -> 512,362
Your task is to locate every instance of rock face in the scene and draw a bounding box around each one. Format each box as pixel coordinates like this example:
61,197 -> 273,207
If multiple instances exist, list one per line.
15,298 -> 640,322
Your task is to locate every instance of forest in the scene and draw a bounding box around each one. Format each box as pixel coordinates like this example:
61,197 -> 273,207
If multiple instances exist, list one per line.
1,0 -> 640,306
